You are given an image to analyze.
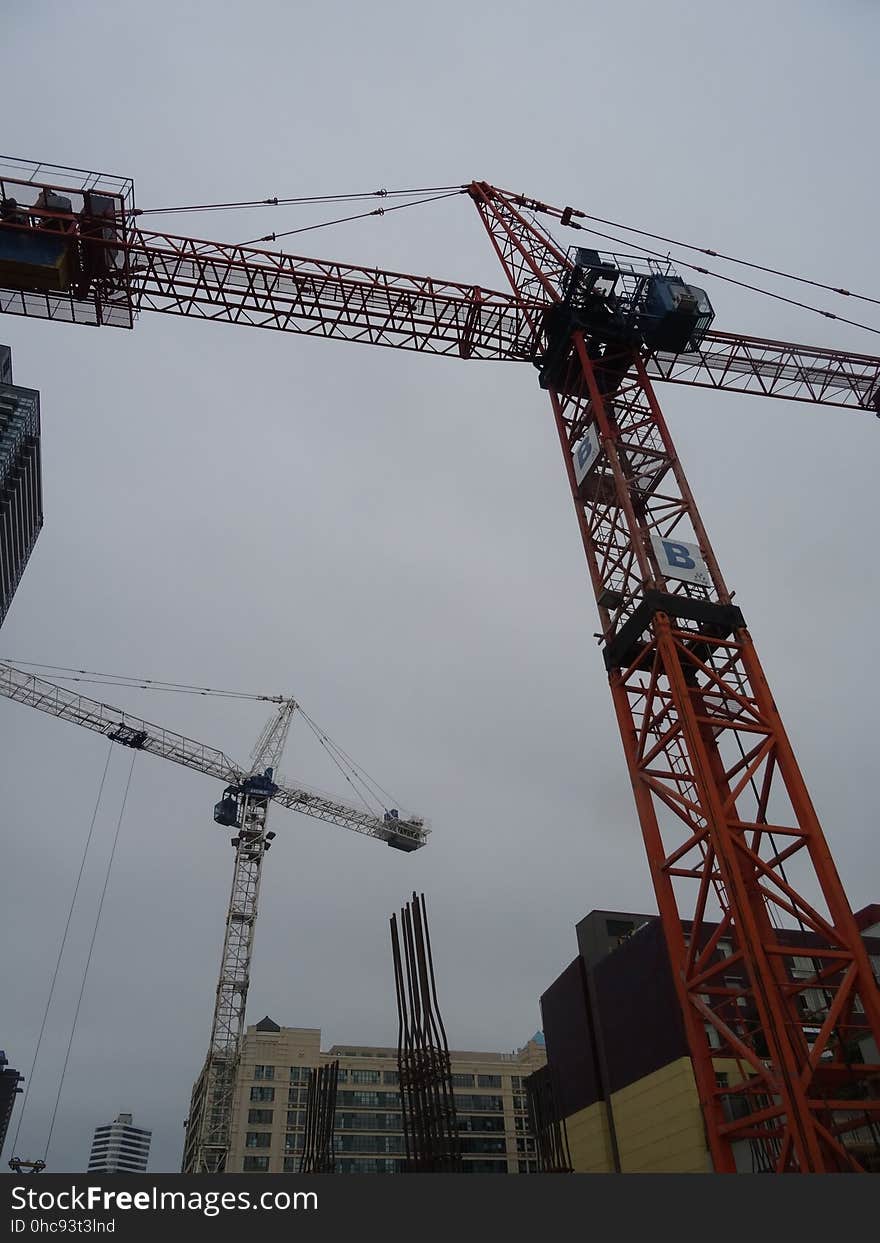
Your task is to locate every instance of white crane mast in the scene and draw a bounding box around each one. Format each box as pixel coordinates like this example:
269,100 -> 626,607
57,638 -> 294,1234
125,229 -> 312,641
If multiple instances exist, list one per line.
192,699 -> 297,1175
0,664 -> 428,1172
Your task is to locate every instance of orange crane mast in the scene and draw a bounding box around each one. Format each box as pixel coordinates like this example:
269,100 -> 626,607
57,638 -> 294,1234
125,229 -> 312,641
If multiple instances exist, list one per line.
2,156 -> 879,1172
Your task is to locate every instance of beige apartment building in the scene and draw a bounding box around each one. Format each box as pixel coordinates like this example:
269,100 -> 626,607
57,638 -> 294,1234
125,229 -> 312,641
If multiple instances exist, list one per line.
219,1018 -> 546,1174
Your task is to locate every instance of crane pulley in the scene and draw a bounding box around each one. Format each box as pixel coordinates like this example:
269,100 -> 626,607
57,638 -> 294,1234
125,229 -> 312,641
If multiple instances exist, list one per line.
2,155 -> 880,1172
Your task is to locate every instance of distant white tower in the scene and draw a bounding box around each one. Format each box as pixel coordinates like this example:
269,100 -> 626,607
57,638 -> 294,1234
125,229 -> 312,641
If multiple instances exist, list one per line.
87,1113 -> 151,1174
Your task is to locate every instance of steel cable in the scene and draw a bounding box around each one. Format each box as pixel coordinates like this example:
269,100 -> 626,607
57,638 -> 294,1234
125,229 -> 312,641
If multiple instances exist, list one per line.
43,750 -> 138,1164
9,742 -> 114,1160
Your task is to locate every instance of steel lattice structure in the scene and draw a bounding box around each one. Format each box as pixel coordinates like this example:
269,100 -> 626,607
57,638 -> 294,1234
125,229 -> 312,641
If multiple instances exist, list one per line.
0,663 -> 427,1174
0,158 -> 878,411
3,157 -> 880,1170
470,183 -> 880,1172
391,893 -> 462,1173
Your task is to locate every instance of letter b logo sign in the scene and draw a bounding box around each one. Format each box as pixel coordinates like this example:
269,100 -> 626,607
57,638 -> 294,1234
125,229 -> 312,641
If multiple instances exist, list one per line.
661,541 -> 695,570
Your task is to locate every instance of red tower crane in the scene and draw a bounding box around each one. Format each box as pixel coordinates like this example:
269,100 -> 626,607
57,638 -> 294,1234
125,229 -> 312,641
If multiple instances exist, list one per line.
2,156 -> 879,1173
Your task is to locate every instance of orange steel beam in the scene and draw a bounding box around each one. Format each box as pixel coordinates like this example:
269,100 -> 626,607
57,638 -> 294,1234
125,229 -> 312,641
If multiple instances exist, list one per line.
470,182 -> 880,1172
3,163 -> 880,1169
0,164 -> 878,411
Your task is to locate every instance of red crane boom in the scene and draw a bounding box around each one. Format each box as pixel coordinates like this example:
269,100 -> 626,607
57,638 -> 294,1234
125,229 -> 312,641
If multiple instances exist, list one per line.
2,157 -> 879,1172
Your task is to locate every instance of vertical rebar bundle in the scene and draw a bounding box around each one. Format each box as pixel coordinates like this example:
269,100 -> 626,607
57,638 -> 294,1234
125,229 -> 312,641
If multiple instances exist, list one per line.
525,1066 -> 572,1173
390,893 -> 462,1172
299,1060 -> 339,1174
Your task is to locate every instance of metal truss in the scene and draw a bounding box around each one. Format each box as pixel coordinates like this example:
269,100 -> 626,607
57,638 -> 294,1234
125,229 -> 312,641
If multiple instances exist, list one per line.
0,664 -> 429,1172
472,186 -> 880,1173
186,701 -> 296,1174
651,329 -> 880,412
391,893 -> 462,1173
1,162 -> 878,410
299,1061 -> 339,1174
0,664 -> 429,849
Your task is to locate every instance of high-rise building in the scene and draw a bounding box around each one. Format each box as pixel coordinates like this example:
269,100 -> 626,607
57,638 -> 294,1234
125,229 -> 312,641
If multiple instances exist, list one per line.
536,906 -> 880,1173
184,1019 -> 546,1174
0,1051 -> 24,1160
87,1113 -> 151,1174
0,344 -> 43,627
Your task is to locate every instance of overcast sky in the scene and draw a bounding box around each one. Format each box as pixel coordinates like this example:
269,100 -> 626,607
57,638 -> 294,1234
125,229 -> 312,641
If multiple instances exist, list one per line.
1,0 -> 878,1174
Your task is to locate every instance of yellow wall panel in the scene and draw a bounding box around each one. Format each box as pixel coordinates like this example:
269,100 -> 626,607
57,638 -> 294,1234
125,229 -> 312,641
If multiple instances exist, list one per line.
562,1058 -> 714,1174
565,1100 -> 615,1172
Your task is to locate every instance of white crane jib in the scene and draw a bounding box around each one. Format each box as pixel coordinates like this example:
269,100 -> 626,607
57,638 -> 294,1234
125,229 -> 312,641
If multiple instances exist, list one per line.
0,664 -> 429,849
0,663 -> 429,1173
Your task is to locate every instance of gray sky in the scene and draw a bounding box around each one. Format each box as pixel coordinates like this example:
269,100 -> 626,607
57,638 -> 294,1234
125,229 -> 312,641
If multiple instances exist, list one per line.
1,0 -> 878,1173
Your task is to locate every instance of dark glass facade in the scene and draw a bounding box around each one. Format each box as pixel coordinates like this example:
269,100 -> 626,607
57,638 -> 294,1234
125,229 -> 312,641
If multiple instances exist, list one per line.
0,346 -> 42,627
0,1051 -> 24,1160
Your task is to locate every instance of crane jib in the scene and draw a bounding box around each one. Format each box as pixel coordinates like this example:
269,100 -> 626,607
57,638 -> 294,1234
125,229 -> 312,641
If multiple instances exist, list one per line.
0,157 -> 877,408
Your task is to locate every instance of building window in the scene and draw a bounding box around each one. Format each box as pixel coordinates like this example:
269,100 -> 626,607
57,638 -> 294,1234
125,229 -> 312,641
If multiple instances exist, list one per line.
337,1158 -> 402,1174
383,1070 -> 399,1085
247,1109 -> 273,1125
725,976 -> 749,1008
254,1065 -> 275,1081
284,1133 -> 304,1154
245,1132 -> 272,1149
462,1159 -> 508,1174
462,1136 -> 507,1155
459,1114 -> 504,1134
286,1110 -> 306,1130
250,1086 -> 275,1102
704,1023 -> 722,1050
798,988 -> 829,1017
717,941 -> 733,959
283,1157 -> 299,1173
335,1112 -> 402,1132
791,956 -> 815,978
715,1073 -> 729,1089
289,1066 -> 310,1084
512,1094 -> 526,1113
451,1073 -> 474,1088
511,1076 -> 522,1090
335,1090 -> 400,1109
477,1074 -> 501,1089
242,1156 -> 269,1172
288,1088 -> 308,1105
453,1094 -> 503,1113
351,1070 -> 380,1084
336,1133 -> 404,1155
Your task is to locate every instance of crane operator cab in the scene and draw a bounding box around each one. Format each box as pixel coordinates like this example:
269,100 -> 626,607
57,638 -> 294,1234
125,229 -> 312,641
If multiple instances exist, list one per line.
214,768 -> 280,828
383,808 -> 425,853
214,786 -> 242,828
537,247 -> 714,395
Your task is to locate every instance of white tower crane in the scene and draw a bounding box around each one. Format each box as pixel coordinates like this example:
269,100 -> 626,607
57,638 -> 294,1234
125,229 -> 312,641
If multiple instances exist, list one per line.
0,663 -> 429,1173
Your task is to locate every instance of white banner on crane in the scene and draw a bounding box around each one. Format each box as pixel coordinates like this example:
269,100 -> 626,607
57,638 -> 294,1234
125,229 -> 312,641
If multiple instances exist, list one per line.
650,533 -> 711,588
572,423 -> 601,486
